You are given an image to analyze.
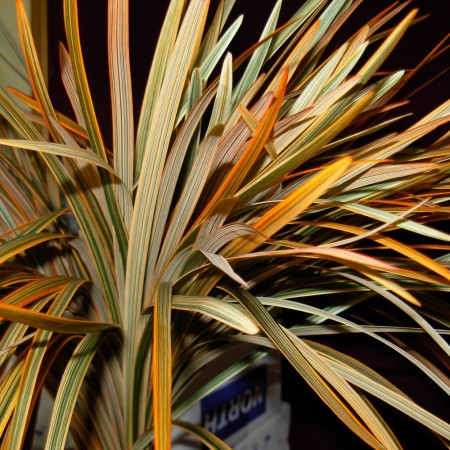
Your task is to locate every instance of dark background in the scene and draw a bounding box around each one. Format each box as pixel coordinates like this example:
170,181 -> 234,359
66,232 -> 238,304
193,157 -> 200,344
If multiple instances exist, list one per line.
46,1 -> 449,448
47,0 -> 450,148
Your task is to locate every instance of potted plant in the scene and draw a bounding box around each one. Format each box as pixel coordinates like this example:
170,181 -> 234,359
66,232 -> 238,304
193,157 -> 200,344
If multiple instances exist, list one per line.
1,0 -> 449,448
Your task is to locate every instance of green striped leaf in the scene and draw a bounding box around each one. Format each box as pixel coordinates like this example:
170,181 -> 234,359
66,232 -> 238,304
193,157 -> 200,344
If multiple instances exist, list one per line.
222,285 -> 397,449
0,233 -> 67,265
172,294 -> 258,334
0,139 -> 117,173
152,282 -> 172,450
0,303 -> 118,334
44,333 -> 104,450
8,280 -> 84,448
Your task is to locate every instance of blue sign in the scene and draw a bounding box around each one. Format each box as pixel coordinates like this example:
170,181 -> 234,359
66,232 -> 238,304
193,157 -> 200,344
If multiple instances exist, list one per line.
201,365 -> 267,440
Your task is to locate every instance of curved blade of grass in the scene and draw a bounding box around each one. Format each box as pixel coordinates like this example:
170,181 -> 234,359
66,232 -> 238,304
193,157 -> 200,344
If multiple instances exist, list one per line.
44,332 -> 103,450
237,90 -> 375,202
200,16 -> 242,82
201,251 -> 248,287
357,9 -> 417,84
320,345 -> 450,440
0,302 -> 118,334
16,0 -> 61,140
7,86 -> 88,139
173,420 -> 232,450
125,2 -> 209,441
8,280 -> 84,449
338,202 -> 450,242
226,156 -> 352,256
341,163 -> 438,192
341,272 -> 450,359
207,52 -> 232,132
64,0 -> 128,265
249,242 -> 434,305
360,266 -> 422,305
134,0 -> 187,179
222,285 -> 397,449
334,119 -> 450,193
268,0 -> 326,58
0,277 -> 74,309
226,243 -> 435,299
289,44 -> 348,114
196,223 -> 258,253
154,126 -> 223,277
59,43 -> 86,127
195,199 -> 239,246
292,325 -> 450,337
313,221 -> 450,283
172,294 -> 258,334
19,209 -> 68,235
0,76 -> 120,325
285,246 -> 399,271
0,232 -> 67,265
108,0 -> 134,194
203,69 -> 288,221
0,272 -> 41,289
259,296 -> 450,395
152,282 -> 172,450
146,86 -> 217,279
0,139 -> 116,173
0,358 -> 24,436
232,0 -> 281,109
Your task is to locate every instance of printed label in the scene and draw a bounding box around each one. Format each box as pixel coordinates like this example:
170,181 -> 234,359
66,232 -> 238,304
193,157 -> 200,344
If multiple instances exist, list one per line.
201,365 -> 266,440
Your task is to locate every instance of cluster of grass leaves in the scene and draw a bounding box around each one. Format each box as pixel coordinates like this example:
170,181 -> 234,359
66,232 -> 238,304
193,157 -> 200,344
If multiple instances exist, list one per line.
1,0 -> 449,448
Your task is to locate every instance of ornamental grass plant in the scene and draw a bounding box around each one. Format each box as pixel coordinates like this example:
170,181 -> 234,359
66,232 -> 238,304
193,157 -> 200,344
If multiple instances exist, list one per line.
1,0 -> 449,448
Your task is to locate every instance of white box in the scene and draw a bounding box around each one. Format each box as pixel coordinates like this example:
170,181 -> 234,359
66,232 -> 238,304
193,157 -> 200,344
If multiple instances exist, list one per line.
173,352 -> 290,449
